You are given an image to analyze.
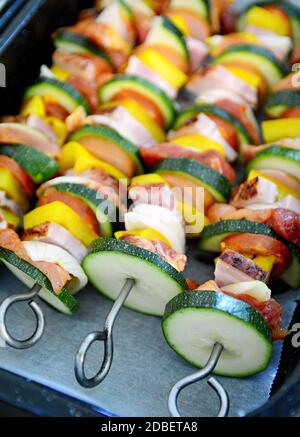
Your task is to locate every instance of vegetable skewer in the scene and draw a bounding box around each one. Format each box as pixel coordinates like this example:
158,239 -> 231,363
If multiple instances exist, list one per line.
0,0 -> 202,349
159,2 -> 300,415
0,0 -> 148,346
75,0 -> 244,387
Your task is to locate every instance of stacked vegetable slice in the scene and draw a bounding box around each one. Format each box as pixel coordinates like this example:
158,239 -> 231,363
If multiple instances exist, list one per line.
236,1 -> 300,46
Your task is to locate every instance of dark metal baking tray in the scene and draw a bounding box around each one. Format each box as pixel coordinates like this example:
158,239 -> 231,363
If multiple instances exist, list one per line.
0,1 -> 28,34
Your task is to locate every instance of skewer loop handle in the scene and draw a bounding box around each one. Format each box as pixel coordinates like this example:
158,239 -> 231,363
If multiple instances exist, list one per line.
0,283 -> 44,349
75,278 -> 135,388
168,342 -> 229,417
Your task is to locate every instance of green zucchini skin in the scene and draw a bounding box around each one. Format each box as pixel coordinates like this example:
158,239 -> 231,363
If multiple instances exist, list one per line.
0,248 -> 79,315
199,219 -> 275,252
237,1 -> 300,45
213,44 -> 287,88
170,0 -> 209,20
98,74 -> 176,130
153,16 -> 189,61
53,29 -> 112,65
0,143 -> 59,183
162,290 -> 273,377
47,182 -> 117,237
199,219 -> 300,288
87,238 -> 186,290
69,124 -> 144,175
83,238 -> 186,316
164,291 -> 272,341
214,44 -> 288,75
246,146 -> 300,180
281,243 -> 300,289
155,157 -> 232,202
24,78 -> 91,114
265,90 -> 300,117
172,104 -> 252,144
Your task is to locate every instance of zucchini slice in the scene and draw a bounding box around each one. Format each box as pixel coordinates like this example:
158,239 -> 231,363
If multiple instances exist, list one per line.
246,146 -> 300,182
213,44 -> 287,88
0,143 -> 59,183
53,29 -> 111,65
69,124 -> 144,177
0,248 -> 79,315
156,157 -> 232,202
237,1 -> 300,45
162,290 -> 272,377
265,90 -> 300,118
24,78 -> 91,114
44,181 -> 116,237
146,16 -> 189,63
98,74 -> 176,130
83,238 -> 186,316
173,104 -> 252,144
281,243 -> 300,289
199,219 -> 300,288
280,1 -> 300,45
199,219 -> 275,252
169,0 -> 209,20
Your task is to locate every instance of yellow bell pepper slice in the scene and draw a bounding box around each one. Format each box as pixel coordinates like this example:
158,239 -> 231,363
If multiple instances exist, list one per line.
253,255 -> 276,283
0,207 -> 20,229
21,96 -> 46,118
0,168 -> 28,212
118,99 -> 165,143
138,48 -> 188,89
248,169 -> 300,201
168,15 -> 190,36
262,118 -> 300,143
24,201 -> 98,247
51,65 -> 70,81
244,6 -> 291,37
176,199 -> 207,237
130,173 -> 167,187
172,135 -> 226,157
226,66 -> 262,89
44,116 -> 68,145
115,228 -> 172,247
60,142 -> 128,181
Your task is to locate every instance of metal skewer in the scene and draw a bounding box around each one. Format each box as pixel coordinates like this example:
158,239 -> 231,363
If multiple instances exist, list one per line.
168,342 -> 229,417
0,283 -> 45,349
75,278 -> 135,388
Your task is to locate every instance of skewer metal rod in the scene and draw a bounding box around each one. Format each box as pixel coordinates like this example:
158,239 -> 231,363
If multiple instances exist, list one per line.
75,278 -> 135,388
168,342 -> 229,417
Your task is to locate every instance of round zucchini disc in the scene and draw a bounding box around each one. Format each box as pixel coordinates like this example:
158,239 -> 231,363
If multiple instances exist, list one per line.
0,248 -> 79,315
162,291 -> 273,377
83,238 -> 186,316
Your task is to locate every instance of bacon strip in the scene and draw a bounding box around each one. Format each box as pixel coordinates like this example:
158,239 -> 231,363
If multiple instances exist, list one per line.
119,234 -> 187,272
0,229 -> 71,294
